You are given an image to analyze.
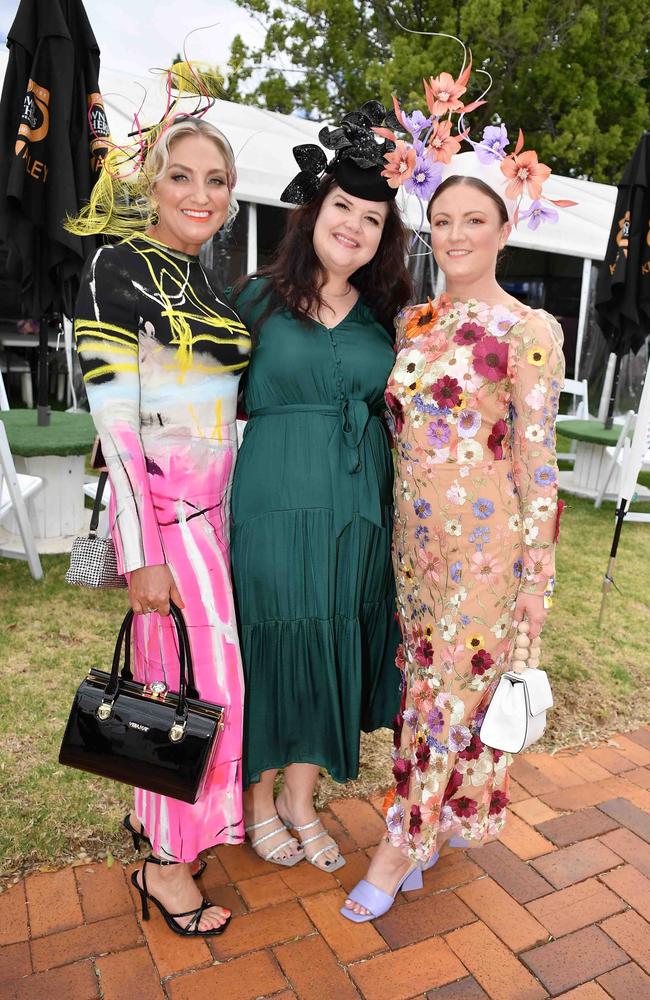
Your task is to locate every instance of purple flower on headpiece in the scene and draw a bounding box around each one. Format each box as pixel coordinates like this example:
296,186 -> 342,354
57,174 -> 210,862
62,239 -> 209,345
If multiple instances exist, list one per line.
402,109 -> 433,138
519,200 -> 559,230
475,124 -> 509,164
404,154 -> 443,201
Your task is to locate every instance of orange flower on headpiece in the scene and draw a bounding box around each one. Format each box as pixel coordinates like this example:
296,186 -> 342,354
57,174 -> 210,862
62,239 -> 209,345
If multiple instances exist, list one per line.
424,70 -> 467,117
426,119 -> 465,164
381,140 -> 416,188
422,55 -> 484,119
501,130 -> 551,201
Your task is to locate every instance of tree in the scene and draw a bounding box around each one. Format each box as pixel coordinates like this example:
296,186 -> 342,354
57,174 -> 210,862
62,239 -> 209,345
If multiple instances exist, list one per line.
224,1 -> 649,183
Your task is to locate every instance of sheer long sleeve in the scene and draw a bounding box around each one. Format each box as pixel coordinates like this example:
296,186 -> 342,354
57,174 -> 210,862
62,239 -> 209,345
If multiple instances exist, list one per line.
74,246 -> 165,572
509,310 -> 565,596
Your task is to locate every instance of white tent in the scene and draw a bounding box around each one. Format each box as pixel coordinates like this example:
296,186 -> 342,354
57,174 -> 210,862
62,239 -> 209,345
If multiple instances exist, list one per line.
0,55 -> 619,373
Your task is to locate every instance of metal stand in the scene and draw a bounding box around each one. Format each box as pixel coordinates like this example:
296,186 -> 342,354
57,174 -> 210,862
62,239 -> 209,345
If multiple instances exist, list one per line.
37,316 -> 50,427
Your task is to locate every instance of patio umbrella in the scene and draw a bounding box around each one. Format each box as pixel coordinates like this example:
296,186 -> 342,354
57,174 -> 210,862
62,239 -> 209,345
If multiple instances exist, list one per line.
0,0 -> 109,425
595,131 -> 650,429
598,365 -> 650,625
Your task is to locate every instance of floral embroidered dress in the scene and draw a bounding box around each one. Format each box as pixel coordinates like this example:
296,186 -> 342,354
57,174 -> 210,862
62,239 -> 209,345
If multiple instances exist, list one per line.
75,233 -> 251,862
384,293 -> 564,861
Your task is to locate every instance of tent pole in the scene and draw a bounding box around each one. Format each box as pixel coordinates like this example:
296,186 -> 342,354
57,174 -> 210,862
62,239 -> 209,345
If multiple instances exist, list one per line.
37,316 -> 50,427
246,202 -> 258,274
574,257 -> 592,381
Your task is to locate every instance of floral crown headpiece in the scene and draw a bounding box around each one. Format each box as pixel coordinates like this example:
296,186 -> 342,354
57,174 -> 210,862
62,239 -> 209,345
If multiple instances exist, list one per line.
281,101 -> 399,204
375,51 -> 575,230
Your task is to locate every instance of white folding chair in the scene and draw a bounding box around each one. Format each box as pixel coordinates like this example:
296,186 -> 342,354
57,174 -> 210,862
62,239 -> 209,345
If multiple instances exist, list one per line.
606,408 -> 650,520
594,410 -> 636,507
556,377 -> 589,463
0,370 -> 9,411
0,421 -> 44,579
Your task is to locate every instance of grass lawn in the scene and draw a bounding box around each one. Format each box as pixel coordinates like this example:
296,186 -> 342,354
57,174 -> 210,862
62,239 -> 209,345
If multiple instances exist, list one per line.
1,466 -> 650,880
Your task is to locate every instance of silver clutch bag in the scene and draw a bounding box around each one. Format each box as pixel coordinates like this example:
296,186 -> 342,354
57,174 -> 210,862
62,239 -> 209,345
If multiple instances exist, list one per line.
65,473 -> 127,589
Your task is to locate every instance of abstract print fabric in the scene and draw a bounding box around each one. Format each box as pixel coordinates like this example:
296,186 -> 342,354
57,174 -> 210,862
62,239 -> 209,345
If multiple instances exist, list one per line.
75,233 -> 251,861
385,294 -> 564,862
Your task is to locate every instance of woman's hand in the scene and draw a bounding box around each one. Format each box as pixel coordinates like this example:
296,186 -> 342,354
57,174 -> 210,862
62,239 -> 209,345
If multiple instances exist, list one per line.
513,591 -> 547,639
128,564 -> 185,616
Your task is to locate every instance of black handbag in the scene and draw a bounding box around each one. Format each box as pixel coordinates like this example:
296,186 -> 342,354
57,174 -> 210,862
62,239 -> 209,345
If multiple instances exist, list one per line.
59,602 -> 225,803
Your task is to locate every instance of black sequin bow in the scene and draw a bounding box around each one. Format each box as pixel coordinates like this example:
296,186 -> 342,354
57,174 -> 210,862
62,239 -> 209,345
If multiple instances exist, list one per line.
280,101 -> 400,204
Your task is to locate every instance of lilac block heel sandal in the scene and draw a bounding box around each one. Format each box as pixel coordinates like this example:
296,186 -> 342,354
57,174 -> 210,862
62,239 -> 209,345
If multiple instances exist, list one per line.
340,851 -> 439,923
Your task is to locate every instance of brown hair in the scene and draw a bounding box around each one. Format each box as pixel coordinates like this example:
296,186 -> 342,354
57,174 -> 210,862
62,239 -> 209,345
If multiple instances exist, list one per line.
232,174 -> 412,339
427,176 -> 508,225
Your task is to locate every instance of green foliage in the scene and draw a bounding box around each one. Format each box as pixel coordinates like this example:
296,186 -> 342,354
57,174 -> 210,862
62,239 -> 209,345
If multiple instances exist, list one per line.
225,0 -> 649,182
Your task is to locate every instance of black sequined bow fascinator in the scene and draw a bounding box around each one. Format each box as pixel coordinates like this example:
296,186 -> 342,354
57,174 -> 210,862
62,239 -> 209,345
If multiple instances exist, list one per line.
281,101 -> 400,204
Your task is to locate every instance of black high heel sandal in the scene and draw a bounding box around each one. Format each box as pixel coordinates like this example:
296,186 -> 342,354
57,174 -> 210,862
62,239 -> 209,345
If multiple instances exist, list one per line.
123,815 -> 207,879
131,857 -> 230,937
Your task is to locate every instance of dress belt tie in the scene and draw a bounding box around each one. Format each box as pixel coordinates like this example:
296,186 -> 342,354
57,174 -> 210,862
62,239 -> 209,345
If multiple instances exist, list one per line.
248,401 -> 385,536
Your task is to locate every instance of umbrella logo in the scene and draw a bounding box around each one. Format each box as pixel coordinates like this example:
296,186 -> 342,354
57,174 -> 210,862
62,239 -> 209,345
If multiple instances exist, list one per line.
87,92 -> 109,173
15,78 -> 50,155
615,211 -> 630,253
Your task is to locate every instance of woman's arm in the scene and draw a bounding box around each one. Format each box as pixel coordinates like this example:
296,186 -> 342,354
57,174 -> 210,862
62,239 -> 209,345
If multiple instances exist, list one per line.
509,311 -> 565,637
75,247 -> 182,614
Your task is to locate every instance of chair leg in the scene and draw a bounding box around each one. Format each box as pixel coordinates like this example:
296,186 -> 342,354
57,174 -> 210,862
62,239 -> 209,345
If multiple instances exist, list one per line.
10,494 -> 43,580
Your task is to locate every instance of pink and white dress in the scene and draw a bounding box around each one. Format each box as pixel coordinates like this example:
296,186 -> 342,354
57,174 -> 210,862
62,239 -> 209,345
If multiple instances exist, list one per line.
74,233 -> 251,861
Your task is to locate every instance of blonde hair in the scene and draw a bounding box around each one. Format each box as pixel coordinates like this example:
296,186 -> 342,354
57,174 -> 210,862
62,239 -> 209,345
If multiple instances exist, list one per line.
66,64 -> 238,240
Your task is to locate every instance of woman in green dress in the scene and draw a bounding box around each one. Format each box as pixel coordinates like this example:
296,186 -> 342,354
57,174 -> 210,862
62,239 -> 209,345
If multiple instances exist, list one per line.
229,106 -> 412,870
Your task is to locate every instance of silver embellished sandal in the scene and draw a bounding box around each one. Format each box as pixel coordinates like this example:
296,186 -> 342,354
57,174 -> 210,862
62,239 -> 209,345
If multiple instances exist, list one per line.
284,817 -> 346,873
245,814 -> 305,867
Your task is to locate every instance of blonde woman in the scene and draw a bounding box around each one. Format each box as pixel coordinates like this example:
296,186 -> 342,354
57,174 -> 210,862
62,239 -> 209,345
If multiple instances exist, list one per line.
70,113 -> 251,936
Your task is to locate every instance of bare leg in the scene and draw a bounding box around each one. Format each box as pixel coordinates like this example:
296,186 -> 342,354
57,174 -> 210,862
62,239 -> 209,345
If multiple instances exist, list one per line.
277,763 -> 340,869
344,837 -> 412,916
136,857 -> 229,931
129,810 -> 203,876
244,768 -> 302,861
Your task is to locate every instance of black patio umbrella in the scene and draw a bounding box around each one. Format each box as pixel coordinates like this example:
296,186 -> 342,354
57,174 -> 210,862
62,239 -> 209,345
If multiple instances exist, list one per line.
0,0 -> 109,425
595,131 -> 650,429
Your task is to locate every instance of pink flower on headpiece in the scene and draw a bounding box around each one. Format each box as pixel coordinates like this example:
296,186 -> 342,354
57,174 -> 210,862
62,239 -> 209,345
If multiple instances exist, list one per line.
426,119 -> 463,164
424,70 -> 468,117
501,147 -> 551,201
381,140 -> 416,188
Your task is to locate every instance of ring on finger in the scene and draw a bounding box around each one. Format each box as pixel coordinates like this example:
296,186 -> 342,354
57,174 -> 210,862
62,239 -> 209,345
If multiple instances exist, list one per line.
146,606 -> 156,614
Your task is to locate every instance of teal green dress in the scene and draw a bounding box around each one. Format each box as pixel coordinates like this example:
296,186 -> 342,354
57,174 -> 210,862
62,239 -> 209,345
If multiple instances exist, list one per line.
229,278 -> 401,787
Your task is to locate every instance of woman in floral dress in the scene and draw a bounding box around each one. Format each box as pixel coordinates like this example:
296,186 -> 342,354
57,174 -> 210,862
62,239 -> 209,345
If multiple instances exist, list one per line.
343,146 -> 565,919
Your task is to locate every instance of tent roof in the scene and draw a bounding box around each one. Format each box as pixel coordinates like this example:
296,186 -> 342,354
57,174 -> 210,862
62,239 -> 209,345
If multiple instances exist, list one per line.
1,53 -> 618,260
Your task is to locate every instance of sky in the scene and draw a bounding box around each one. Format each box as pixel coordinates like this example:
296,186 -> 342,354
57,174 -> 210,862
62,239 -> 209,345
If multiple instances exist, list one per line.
0,0 -> 265,79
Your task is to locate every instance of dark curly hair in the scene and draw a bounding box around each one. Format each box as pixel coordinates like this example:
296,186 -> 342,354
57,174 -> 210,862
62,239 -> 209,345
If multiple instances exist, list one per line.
232,174 -> 412,340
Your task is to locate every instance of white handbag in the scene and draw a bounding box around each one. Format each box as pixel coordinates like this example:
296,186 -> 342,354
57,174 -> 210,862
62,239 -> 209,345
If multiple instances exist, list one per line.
479,666 -> 553,754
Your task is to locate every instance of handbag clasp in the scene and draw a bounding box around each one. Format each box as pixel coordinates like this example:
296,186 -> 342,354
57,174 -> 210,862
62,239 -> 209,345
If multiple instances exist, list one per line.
169,720 -> 186,742
97,701 -> 113,721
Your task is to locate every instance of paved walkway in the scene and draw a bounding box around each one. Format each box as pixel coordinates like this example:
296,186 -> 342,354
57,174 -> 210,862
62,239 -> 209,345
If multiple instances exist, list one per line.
2,728 -> 650,1000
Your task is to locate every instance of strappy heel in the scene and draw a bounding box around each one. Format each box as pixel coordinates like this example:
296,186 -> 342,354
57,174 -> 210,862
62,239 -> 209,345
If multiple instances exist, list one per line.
131,857 -> 230,937
340,851 -> 439,923
245,814 -> 304,867
122,815 -> 206,878
281,814 -> 346,872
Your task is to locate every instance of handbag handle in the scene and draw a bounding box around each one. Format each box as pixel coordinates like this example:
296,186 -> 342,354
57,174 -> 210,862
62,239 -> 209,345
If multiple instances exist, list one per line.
88,472 -> 109,537
99,601 -> 199,737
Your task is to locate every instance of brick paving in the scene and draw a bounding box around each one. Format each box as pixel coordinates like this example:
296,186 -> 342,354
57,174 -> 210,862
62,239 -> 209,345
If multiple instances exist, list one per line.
2,728 -> 650,1000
